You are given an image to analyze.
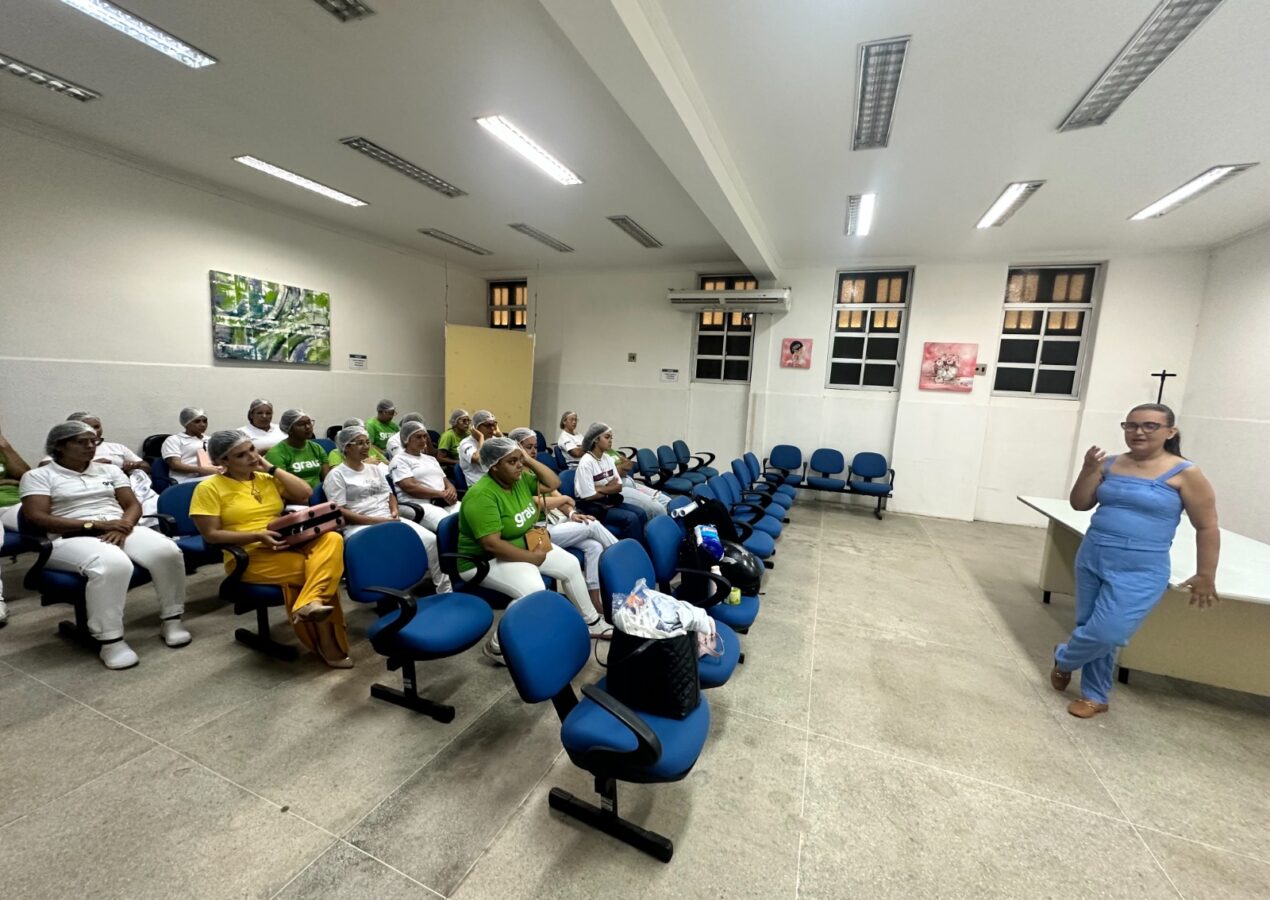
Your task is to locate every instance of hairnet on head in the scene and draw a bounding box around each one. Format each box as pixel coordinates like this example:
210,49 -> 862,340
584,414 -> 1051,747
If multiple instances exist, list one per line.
342,417 -> 363,428
508,427 -> 535,446
448,408 -> 469,428
207,429 -> 250,463
399,412 -> 425,427
335,425 -> 368,453
46,420 -> 95,456
279,408 -> 309,433
472,410 -> 496,428
559,410 -> 576,428
66,411 -> 97,423
582,422 -> 611,452
399,420 -> 428,446
376,399 -> 395,413
248,398 -> 271,413
179,407 -> 205,427
479,436 -> 521,470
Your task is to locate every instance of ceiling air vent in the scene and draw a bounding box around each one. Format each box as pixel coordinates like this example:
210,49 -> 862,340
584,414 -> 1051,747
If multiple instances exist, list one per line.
418,228 -> 492,256
607,215 -> 662,248
312,0 -> 375,23
340,137 -> 465,197
509,223 -> 574,252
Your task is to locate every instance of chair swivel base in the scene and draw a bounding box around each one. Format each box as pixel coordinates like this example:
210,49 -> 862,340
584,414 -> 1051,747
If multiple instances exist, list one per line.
234,627 -> 299,661
57,617 -> 98,649
369,683 -> 456,723
547,786 -> 673,863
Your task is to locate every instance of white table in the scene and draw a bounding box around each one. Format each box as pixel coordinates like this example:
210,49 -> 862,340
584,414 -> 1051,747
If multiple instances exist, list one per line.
1018,496 -> 1270,698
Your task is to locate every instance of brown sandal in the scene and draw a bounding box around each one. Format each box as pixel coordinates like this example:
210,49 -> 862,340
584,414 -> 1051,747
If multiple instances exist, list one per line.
1067,698 -> 1109,719
1050,645 -> 1071,692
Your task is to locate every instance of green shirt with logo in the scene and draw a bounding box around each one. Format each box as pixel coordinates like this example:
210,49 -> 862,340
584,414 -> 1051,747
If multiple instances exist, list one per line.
265,440 -> 327,488
456,471 -> 541,572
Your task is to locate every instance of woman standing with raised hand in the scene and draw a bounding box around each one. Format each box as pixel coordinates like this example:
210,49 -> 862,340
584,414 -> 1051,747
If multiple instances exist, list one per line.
1052,403 -> 1219,718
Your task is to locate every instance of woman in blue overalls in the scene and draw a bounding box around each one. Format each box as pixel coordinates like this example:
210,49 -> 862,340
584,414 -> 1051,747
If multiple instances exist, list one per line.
1051,403 -> 1220,718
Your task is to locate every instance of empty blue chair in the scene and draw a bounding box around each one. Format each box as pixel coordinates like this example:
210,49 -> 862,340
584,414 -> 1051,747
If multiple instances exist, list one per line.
692,482 -> 775,565
711,475 -> 782,539
720,470 -> 788,524
731,458 -> 793,511
344,523 -> 493,722
535,430 -> 550,454
156,481 -> 223,574
638,448 -> 692,495
847,452 -> 896,519
745,452 -> 796,501
499,590 -> 710,862
314,438 -> 336,454
806,449 -> 848,492
599,537 -> 740,689
763,445 -> 806,489
671,440 -> 718,481
149,456 -> 174,494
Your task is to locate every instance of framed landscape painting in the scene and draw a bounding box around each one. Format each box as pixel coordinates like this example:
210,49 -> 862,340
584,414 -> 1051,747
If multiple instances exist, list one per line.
210,270 -> 331,366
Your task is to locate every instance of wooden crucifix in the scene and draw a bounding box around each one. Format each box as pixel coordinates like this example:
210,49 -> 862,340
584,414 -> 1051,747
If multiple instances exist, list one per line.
1151,369 -> 1177,404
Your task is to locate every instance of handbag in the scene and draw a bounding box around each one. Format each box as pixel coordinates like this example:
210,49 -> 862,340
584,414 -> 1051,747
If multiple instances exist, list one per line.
267,501 -> 344,547
605,629 -> 701,719
524,524 -> 553,553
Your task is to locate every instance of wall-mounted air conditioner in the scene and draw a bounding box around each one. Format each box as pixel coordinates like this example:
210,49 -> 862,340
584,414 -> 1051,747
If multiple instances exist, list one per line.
667,288 -> 791,313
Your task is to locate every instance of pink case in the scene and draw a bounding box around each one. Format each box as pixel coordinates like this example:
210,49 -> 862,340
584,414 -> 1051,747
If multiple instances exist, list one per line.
268,501 -> 344,547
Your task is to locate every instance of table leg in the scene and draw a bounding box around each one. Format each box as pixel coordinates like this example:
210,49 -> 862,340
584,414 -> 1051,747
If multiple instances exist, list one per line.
1038,521 -> 1079,604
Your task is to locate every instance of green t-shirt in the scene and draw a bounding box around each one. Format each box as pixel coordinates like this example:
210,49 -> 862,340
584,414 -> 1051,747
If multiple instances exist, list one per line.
265,440 -> 327,487
366,418 -> 399,451
437,429 -> 462,454
327,446 -> 386,467
456,471 -> 540,572
0,456 -> 20,508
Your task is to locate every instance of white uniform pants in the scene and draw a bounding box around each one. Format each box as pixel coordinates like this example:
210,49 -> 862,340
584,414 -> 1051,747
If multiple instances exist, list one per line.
548,519 -> 618,589
400,500 -> 461,533
345,519 -> 450,592
620,485 -> 668,519
460,545 -> 593,651
42,528 -> 186,641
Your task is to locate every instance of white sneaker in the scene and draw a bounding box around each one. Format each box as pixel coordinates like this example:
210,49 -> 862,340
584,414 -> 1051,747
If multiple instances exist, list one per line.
160,618 -> 192,647
434,575 -> 453,595
0,599 -> 8,627
482,635 -> 506,667
587,615 -> 613,641
99,640 -> 139,670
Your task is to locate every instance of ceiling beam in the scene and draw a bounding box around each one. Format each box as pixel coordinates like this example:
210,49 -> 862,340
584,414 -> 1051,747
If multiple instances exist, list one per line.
540,0 -> 783,283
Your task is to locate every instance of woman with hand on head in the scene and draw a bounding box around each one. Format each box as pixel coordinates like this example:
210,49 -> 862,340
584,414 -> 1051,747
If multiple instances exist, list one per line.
324,425 -> 451,594
191,430 -> 351,668
388,420 -> 459,530
1052,403 -> 1220,718
265,409 -> 329,489
19,421 -> 189,668
457,410 -> 500,488
0,419 -> 35,625
162,407 -> 221,484
436,409 -> 470,468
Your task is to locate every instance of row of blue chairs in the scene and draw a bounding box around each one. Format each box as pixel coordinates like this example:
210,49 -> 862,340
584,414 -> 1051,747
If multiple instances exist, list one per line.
764,445 -> 895,518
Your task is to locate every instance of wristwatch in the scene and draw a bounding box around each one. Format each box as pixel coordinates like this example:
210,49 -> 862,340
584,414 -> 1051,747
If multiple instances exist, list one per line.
267,465 -> 278,476
82,520 -> 95,532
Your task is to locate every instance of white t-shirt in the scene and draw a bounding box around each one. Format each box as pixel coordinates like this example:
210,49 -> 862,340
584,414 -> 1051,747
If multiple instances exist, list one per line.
575,452 -> 621,500
19,461 -> 128,521
457,434 -> 486,488
385,432 -> 404,459
239,423 -> 284,452
389,451 -> 446,498
557,431 -> 582,469
161,432 -> 209,484
96,441 -> 143,468
323,463 -> 392,519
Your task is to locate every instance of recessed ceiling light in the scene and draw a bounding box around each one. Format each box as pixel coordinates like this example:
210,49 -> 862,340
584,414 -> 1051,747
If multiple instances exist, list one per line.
418,228 -> 493,256
976,181 -> 1045,229
607,215 -> 663,248
508,224 -> 574,253
845,194 -> 877,236
1059,0 -> 1226,131
312,0 -> 375,22
233,156 -> 368,207
0,51 -> 100,101
340,137 -> 466,198
1129,164 -> 1256,220
475,115 -> 583,186
55,0 -> 216,69
852,36 -> 910,151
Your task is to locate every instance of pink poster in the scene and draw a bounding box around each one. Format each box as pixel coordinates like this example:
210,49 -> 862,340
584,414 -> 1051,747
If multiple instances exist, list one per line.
919,342 -> 978,392
780,338 -> 812,369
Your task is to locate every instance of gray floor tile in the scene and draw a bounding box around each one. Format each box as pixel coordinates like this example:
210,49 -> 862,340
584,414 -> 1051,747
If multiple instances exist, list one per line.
0,672 -> 154,825
1140,829 -> 1270,900
708,609 -> 815,727
275,841 -> 440,900
0,745 -> 332,900
799,735 -> 1176,899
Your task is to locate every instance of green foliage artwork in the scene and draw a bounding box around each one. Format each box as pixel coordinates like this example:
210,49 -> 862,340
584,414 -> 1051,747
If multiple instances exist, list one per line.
210,270 -> 331,366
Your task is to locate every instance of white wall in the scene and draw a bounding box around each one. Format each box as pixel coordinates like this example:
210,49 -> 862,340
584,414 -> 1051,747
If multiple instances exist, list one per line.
1183,227 -> 1270,543
0,121 -> 486,462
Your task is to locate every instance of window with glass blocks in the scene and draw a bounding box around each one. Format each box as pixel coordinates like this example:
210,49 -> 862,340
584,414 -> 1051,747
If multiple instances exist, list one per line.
828,270 -> 911,389
992,266 -> 1098,397
488,280 -> 527,330
693,274 -> 757,383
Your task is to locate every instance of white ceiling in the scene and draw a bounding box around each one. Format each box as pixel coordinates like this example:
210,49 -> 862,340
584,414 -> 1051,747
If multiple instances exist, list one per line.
3,0 -> 1268,276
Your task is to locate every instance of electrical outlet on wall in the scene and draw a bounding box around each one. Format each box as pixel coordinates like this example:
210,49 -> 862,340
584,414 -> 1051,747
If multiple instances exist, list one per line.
975,363 -> 987,375
628,353 -> 637,363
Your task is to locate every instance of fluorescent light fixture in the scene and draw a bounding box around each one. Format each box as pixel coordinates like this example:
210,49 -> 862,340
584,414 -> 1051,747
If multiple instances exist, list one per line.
475,115 -> 582,186
976,181 -> 1045,229
418,228 -> 493,256
607,215 -> 663,248
845,193 -> 877,236
508,223 -> 574,253
1129,164 -> 1256,220
0,51 -> 100,101
233,156 -> 368,207
852,36 -> 910,150
312,0 -> 375,22
55,0 -> 216,68
1059,0 -> 1226,131
340,137 -> 466,198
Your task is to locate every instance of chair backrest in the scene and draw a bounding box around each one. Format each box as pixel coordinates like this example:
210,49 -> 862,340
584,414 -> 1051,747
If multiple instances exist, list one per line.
744,452 -> 762,482
656,445 -> 679,472
667,495 -> 695,516
450,462 -> 468,492
156,481 -> 200,536
499,590 -> 590,703
325,425 -> 341,441
309,482 -> 328,506
314,438 -> 336,454
644,516 -> 683,586
141,433 -> 170,459
731,458 -> 751,485
810,448 -> 846,476
671,440 -> 693,468
635,448 -> 662,481
344,522 -> 430,605
557,468 -> 577,498
149,456 -> 173,494
436,513 -> 462,578
851,451 -> 890,480
691,481 -> 716,503
598,539 -> 658,621
769,444 -> 803,470
719,472 -> 749,505
708,474 -> 738,507
553,445 -> 569,469
537,449 -> 560,473
534,430 -> 549,453
427,429 -> 441,446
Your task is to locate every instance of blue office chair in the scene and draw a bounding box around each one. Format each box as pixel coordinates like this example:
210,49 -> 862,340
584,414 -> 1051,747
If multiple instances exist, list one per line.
561,467 -> 646,543
636,448 -> 692,495
309,482 -> 327,506
208,543 -> 297,661
427,429 -> 441,447
141,433 -> 170,461
537,449 -> 560,473
806,449 -> 848,493
553,445 -> 570,470
847,452 -> 896,519
672,440 -> 718,480
745,452 -> 797,502
709,475 -> 782,539
344,523 -> 493,722
314,438 -> 336,454
535,430 -> 550,454
731,458 -> 793,511
156,481 -> 223,573
450,462 -> 469,497
719,471 -> 788,527
499,590 -> 710,862
149,456 -> 174,494
763,445 -> 806,489
435,513 -> 508,610
691,482 -> 775,565
646,515 -> 760,634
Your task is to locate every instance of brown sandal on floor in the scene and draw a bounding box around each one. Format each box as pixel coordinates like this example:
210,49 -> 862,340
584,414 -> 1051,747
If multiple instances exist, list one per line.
1067,698 -> 1109,719
1050,645 -> 1071,692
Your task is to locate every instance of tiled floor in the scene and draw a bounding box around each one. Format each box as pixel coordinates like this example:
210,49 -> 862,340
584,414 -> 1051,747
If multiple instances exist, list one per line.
2,502 -> 1268,898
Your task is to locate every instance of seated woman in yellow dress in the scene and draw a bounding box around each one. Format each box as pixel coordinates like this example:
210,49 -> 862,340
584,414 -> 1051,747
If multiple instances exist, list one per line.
190,430 -> 352,668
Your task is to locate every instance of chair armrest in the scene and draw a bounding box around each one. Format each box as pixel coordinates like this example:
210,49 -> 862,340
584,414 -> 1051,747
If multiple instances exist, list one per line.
152,513 -> 177,536
728,502 -> 766,524
580,683 -> 663,767
675,567 -> 732,608
397,500 -> 426,522
441,552 -> 490,587
20,535 -> 55,591
207,543 -> 249,603
731,520 -> 755,542
738,490 -> 773,507
692,451 -> 716,467
360,585 -> 419,642
889,468 -> 897,487
617,446 -> 638,459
